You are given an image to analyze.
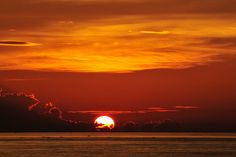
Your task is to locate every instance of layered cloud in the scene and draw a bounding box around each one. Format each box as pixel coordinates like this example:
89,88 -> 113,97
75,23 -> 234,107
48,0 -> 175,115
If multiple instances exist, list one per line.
0,0 -> 236,72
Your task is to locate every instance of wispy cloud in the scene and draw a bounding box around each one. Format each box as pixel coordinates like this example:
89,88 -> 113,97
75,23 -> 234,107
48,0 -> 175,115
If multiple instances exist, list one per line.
68,104 -> 200,115
196,37 -> 236,49
68,105 -> 199,115
140,30 -> 170,35
2,78 -> 47,82
147,107 -> 178,112
175,106 -> 199,109
0,41 -> 39,47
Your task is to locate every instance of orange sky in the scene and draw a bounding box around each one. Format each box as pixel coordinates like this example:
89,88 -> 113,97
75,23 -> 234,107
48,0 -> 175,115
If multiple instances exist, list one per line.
1,0 -> 236,72
1,0 -> 236,124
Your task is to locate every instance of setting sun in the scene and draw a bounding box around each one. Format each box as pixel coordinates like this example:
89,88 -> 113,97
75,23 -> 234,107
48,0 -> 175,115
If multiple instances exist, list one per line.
94,116 -> 115,130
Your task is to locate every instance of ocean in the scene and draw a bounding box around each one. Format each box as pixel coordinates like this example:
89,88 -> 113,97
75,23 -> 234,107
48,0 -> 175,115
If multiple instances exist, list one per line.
0,132 -> 235,157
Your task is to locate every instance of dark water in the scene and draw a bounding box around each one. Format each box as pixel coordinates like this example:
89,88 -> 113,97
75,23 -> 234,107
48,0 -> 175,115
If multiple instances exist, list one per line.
0,132 -> 235,157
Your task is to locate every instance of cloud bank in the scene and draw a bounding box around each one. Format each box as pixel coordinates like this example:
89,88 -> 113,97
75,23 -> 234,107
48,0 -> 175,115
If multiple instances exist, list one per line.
0,90 -> 94,131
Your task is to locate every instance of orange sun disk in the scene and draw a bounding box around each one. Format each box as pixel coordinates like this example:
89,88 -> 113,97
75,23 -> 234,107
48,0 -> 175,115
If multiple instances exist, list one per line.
94,116 -> 115,130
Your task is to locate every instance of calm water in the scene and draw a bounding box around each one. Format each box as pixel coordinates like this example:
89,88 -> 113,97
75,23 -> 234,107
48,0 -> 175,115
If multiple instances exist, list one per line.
0,132 -> 235,157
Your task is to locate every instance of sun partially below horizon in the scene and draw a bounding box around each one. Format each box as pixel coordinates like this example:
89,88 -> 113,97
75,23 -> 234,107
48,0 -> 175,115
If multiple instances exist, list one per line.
94,116 -> 115,130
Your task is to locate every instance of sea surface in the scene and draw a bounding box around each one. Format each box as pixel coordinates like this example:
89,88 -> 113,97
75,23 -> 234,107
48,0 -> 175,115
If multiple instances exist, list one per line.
0,132 -> 235,157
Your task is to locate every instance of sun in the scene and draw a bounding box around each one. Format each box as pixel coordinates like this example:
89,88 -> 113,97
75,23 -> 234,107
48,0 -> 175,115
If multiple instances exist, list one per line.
94,116 -> 115,130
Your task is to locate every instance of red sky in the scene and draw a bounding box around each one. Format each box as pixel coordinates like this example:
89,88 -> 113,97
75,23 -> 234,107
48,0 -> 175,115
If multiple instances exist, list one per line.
1,57 -> 236,124
0,0 -> 236,125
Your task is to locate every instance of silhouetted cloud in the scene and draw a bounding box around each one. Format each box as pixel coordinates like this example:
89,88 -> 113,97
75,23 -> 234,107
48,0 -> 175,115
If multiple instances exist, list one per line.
116,119 -> 182,132
0,41 -> 39,46
0,89 -> 94,131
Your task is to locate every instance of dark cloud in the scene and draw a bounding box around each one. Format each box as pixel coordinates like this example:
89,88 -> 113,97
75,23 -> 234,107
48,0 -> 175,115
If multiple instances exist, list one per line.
116,119 -> 236,132
0,40 -> 39,46
0,90 -> 94,131
0,41 -> 28,45
116,119 -> 182,132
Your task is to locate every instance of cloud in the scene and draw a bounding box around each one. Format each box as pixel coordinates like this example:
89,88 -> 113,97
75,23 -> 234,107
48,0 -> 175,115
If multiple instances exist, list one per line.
0,41 -> 39,46
0,89 -> 94,131
68,105 -> 200,116
1,0 -> 236,30
201,37 -> 236,48
0,90 -> 64,119
175,106 -> 199,109
117,119 -> 182,131
148,107 -> 178,113
0,1 -> 235,73
2,78 -> 47,82
140,30 -> 171,35
69,110 -> 133,115
68,106 -> 198,115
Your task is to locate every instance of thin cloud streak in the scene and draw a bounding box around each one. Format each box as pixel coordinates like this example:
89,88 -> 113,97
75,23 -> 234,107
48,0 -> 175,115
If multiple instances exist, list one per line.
175,106 -> 199,109
0,41 -> 40,46
2,78 -> 48,82
140,30 -> 171,35
68,106 -> 199,115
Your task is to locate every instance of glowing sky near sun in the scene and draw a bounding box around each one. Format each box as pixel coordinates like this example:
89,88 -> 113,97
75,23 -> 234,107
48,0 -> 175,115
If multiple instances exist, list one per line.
1,0 -> 236,72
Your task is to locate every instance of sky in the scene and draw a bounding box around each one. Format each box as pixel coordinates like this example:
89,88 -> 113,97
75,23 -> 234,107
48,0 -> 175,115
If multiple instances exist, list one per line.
0,0 -> 236,130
